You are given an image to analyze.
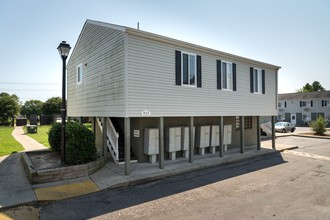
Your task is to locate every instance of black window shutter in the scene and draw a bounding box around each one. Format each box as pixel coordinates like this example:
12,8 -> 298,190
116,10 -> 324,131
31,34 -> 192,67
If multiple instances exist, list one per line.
175,50 -> 181,86
284,101 -> 287,108
300,101 -> 302,107
250,67 -> 254,93
233,63 -> 237,91
197,55 -> 202,88
311,100 -> 313,107
262,69 -> 265,94
322,100 -> 324,107
216,60 -> 222,90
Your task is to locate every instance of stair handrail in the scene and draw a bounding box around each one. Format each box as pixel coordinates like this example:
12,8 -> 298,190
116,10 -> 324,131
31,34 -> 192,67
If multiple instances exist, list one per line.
107,118 -> 119,161
96,117 -> 119,163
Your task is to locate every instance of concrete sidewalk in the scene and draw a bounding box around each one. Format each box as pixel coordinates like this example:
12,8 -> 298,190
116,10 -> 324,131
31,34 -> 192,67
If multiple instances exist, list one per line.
0,126 -> 48,211
11,126 -> 48,151
0,137 -> 297,214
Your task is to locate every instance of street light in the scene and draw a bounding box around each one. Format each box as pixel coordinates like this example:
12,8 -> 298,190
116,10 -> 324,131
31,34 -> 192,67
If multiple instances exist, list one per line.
57,41 -> 71,163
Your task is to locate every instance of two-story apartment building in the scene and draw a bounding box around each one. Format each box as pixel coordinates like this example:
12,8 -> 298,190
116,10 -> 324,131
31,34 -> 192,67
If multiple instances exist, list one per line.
67,20 -> 280,173
278,91 -> 330,125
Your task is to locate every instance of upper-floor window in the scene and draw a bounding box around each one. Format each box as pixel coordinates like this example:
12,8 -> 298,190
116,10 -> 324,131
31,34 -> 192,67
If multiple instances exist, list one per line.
216,60 -> 236,91
278,102 -> 282,108
250,67 -> 265,94
322,100 -> 330,107
254,68 -> 262,93
222,61 -> 233,90
182,53 -> 196,86
175,50 -> 202,87
77,63 -> 83,85
300,100 -> 313,107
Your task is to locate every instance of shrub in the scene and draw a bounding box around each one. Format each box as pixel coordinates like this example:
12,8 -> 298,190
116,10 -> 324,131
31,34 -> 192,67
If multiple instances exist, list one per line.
310,116 -> 327,135
65,122 -> 96,165
48,122 -> 97,165
48,123 -> 61,152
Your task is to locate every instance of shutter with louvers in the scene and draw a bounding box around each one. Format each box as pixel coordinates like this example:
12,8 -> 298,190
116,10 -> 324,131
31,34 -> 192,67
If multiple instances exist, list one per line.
300,101 -> 302,107
285,101 -> 287,108
197,55 -> 202,88
217,60 -> 221,90
175,50 -> 181,86
262,70 -> 265,94
250,67 -> 254,93
233,63 -> 237,91
311,100 -> 313,107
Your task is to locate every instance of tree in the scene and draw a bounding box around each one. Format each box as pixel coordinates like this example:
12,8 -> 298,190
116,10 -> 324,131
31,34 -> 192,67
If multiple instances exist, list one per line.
42,97 -> 62,115
0,92 -> 20,125
297,81 -> 325,93
20,99 -> 44,118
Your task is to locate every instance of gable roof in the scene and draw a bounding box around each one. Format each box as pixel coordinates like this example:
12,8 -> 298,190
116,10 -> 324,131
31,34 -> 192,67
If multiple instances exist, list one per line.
68,19 -> 281,70
278,91 -> 330,100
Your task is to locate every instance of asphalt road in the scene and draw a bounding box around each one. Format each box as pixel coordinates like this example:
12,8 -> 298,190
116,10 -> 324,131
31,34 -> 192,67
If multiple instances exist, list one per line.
39,136 -> 330,220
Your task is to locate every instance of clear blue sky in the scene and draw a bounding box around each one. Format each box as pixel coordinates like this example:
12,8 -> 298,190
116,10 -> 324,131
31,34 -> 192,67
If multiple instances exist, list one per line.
1,0 -> 329,103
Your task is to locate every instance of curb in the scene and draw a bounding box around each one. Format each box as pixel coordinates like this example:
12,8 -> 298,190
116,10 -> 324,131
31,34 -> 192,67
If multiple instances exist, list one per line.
109,146 -> 298,189
1,146 -> 297,212
276,132 -> 330,140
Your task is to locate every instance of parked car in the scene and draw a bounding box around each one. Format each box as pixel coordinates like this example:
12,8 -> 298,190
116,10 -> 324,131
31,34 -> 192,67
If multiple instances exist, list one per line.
275,122 -> 296,133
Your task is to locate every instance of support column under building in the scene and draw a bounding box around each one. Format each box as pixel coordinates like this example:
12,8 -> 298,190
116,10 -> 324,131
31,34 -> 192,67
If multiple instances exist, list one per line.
159,117 -> 164,169
219,116 -> 224,157
257,116 -> 261,150
124,117 -> 131,175
102,117 -> 107,157
271,116 -> 276,149
240,116 -> 244,154
189,116 -> 194,163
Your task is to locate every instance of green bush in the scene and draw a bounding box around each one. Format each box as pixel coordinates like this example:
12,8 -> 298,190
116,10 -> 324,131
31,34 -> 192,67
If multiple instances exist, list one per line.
66,122 -> 96,165
310,116 -> 327,135
48,122 -> 96,165
48,123 -> 61,152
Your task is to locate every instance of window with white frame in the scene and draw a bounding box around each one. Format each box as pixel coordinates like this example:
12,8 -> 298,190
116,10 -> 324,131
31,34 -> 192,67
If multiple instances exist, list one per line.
222,61 -> 233,90
254,68 -> 262,93
77,63 -> 83,85
278,102 -> 282,108
301,100 -> 313,107
182,52 -> 196,86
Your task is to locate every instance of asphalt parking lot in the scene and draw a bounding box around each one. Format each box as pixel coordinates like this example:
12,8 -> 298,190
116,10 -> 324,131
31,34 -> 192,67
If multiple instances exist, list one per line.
37,135 -> 330,220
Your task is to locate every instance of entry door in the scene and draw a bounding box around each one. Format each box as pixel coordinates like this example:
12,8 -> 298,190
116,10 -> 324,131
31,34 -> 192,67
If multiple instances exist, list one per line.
291,113 -> 296,125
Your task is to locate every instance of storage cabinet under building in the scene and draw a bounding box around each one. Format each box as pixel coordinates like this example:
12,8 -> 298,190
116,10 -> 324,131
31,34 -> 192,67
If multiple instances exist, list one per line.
195,125 -> 210,155
144,128 -> 159,163
165,127 -> 181,160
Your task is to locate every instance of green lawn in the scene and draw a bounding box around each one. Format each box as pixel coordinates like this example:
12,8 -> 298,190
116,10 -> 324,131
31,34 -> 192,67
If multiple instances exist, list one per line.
84,123 -> 92,130
0,126 -> 24,156
23,125 -> 51,148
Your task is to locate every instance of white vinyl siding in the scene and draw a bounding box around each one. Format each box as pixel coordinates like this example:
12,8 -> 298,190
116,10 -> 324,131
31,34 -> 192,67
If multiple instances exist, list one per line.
127,35 -> 277,117
67,23 -> 125,117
